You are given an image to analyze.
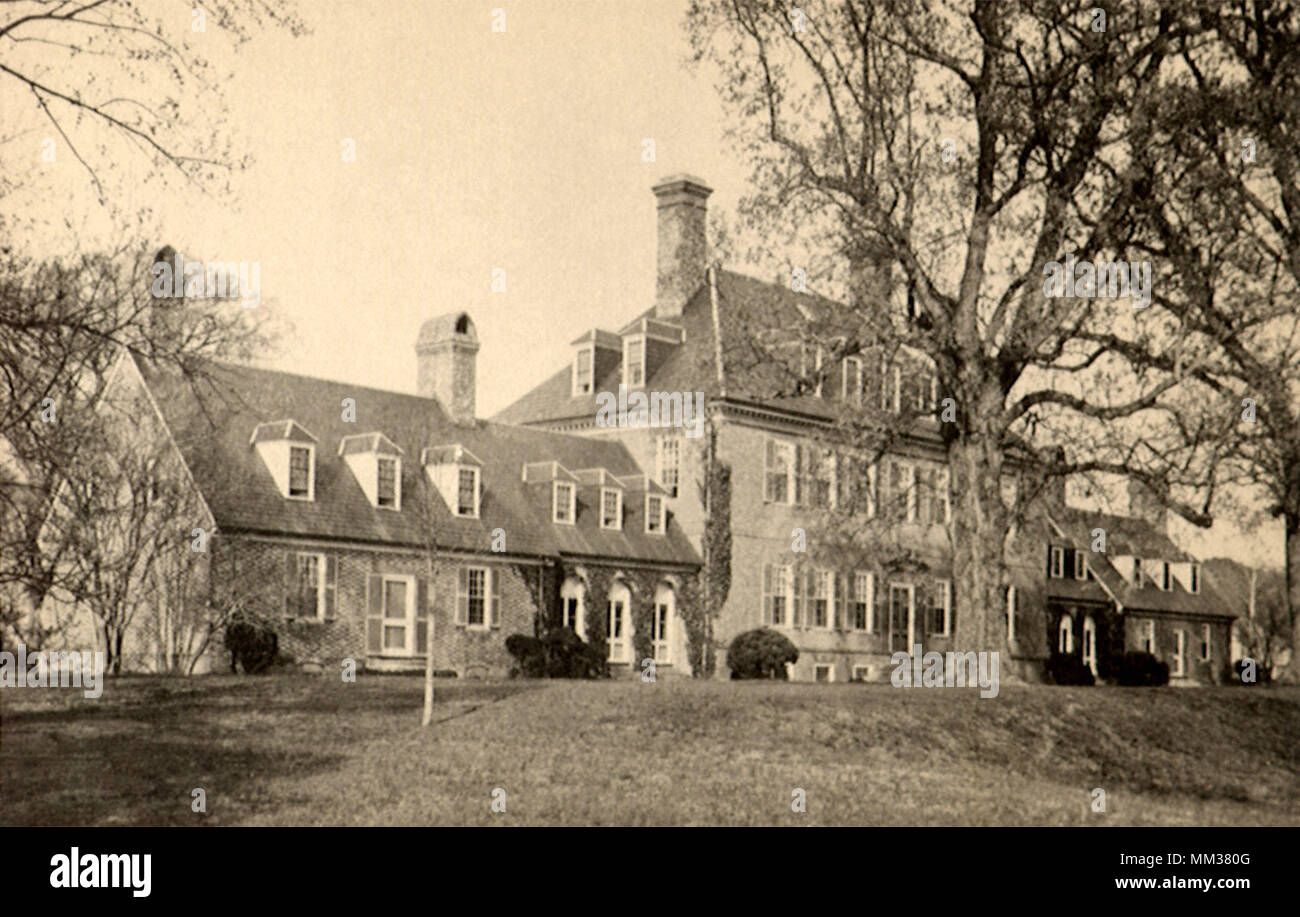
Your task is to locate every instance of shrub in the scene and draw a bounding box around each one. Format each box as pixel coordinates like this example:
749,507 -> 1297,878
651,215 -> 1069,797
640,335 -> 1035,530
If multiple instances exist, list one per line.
1045,653 -> 1095,686
1231,658 -> 1272,686
728,628 -> 798,680
225,621 -> 279,674
1114,650 -> 1169,686
505,628 -> 604,679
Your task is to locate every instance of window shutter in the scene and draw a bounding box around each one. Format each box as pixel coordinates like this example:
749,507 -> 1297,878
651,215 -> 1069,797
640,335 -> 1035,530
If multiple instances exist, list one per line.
415,577 -> 429,654
833,573 -> 845,630
791,569 -> 804,628
366,574 -> 382,653
1046,545 -> 1054,577
763,439 -> 774,501
324,555 -> 337,620
284,552 -> 297,617
456,566 -> 469,626
489,568 -> 502,628
793,445 -> 804,506
874,583 -> 887,635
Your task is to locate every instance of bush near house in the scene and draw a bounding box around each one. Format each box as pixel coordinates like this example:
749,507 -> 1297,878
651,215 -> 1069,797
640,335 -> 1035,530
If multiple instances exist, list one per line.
1045,654 -> 1095,686
728,628 -> 798,680
505,628 -> 605,679
1114,651 -> 1170,687
225,620 -> 280,674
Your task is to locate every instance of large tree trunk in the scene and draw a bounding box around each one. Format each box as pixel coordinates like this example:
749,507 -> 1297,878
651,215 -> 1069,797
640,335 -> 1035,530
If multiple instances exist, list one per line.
949,421 -> 1009,657
1287,513 -> 1300,680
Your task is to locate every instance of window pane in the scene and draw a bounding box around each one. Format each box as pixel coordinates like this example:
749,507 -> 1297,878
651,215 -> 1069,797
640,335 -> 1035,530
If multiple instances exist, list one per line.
289,447 -> 310,495
457,468 -> 477,515
468,569 -> 485,625
378,458 -> 396,506
384,580 -> 407,620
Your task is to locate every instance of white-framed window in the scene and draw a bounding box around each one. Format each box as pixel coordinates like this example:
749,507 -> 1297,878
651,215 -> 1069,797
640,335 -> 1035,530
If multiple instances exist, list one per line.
852,665 -> 872,682
1058,614 -> 1074,654
645,494 -> 665,533
623,335 -> 646,388
813,663 -> 834,683
1082,615 -> 1097,673
842,356 -> 863,404
455,565 -> 501,631
1006,586 -> 1017,643
880,361 -> 901,413
1200,623 -> 1211,661
560,577 -> 585,639
811,570 -> 832,629
764,438 -> 795,504
1172,629 -> 1186,676
851,571 -> 873,632
889,460 -> 917,522
607,582 -> 631,662
288,444 -> 314,499
377,456 -> 399,509
381,574 -> 416,654
657,435 -> 680,497
1141,618 -> 1156,654
932,580 -> 952,636
288,552 -> 326,619
1050,546 -> 1065,579
456,466 -> 480,518
763,563 -> 790,626
553,481 -> 576,524
1074,551 -> 1086,580
653,584 -> 674,664
1189,563 -> 1201,594
573,346 -> 594,396
600,487 -> 622,530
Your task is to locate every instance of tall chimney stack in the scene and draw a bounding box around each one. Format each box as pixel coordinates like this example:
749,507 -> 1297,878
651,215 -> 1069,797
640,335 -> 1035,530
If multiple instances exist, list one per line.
652,174 -> 712,319
416,312 -> 479,424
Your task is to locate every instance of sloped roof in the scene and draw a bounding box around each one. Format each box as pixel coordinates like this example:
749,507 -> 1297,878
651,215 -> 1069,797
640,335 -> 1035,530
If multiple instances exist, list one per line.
1203,557 -> 1284,621
1048,508 -> 1234,617
492,268 -> 858,427
137,359 -> 698,568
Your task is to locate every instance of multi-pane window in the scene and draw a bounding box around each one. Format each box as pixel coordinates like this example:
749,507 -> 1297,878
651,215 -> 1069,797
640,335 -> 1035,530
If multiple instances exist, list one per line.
291,553 -> 323,618
624,337 -> 645,388
880,361 -> 901,412
465,567 -> 487,627
762,563 -> 790,626
645,494 -> 665,533
805,446 -> 834,509
842,356 -> 863,404
811,570 -> 831,629
574,347 -> 594,395
889,461 -> 917,522
838,456 -> 877,517
1049,546 -> 1065,578
601,488 -> 622,530
383,577 -> 410,652
931,580 -> 951,636
377,457 -> 397,508
553,481 -> 575,524
813,664 -> 833,683
1141,619 -> 1156,654
1190,563 -> 1201,594
653,591 -> 673,663
1172,629 -> 1186,676
289,446 -> 311,497
1074,551 -> 1087,580
657,436 -> 680,497
607,589 -> 629,662
1200,623 -> 1211,661
851,571 -> 873,632
764,439 -> 794,503
456,467 -> 478,517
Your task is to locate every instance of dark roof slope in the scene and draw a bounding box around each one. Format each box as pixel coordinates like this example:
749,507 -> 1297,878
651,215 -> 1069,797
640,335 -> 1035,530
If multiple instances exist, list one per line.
1049,508 -> 1234,617
138,359 -> 698,567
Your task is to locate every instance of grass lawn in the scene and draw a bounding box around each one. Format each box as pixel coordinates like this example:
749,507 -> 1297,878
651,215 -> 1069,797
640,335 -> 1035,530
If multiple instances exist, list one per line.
2,674 -> 1299,826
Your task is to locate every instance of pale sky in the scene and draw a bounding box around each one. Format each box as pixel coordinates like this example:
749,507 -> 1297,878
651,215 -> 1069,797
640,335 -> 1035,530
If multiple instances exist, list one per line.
3,0 -> 1283,568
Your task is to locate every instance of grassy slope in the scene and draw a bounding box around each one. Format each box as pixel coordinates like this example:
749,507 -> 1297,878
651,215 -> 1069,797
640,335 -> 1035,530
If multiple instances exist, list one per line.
2,675 -> 1298,826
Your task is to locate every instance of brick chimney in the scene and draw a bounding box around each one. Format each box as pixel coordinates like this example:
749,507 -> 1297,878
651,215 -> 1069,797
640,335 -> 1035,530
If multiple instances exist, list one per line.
417,312 -> 479,424
652,174 -> 712,319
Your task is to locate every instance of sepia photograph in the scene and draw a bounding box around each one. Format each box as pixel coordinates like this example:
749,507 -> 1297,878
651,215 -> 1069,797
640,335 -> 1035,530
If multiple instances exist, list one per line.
0,0 -> 1295,891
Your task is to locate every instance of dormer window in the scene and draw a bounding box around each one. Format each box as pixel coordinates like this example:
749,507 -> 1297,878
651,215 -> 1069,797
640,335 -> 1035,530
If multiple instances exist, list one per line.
623,335 -> 646,388
553,481 -> 576,524
573,346 -> 594,396
1189,563 -> 1200,594
601,487 -> 622,530
1160,561 -> 1172,591
377,457 -> 397,508
457,467 -> 479,517
289,446 -> 312,497
645,493 -> 665,534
